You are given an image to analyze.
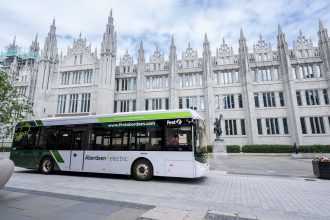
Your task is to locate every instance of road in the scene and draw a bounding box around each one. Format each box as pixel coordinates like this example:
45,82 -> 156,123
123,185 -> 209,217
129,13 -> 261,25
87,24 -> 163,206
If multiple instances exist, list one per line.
3,166 -> 330,220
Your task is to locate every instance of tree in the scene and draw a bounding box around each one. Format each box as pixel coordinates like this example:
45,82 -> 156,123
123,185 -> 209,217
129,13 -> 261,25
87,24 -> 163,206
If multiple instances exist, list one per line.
0,70 -> 33,145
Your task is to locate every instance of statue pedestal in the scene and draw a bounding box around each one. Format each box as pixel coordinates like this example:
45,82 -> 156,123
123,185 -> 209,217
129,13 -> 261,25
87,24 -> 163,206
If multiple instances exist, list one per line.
212,140 -> 228,159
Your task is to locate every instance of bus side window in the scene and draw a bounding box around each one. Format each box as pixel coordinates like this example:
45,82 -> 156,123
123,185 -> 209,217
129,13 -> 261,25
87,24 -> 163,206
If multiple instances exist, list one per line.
37,127 -> 59,150
13,127 -> 40,150
58,130 -> 73,150
165,126 -> 192,151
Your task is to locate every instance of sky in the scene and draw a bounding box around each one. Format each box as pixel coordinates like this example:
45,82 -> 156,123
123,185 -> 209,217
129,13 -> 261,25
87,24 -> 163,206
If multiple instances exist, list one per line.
1,0 -> 329,62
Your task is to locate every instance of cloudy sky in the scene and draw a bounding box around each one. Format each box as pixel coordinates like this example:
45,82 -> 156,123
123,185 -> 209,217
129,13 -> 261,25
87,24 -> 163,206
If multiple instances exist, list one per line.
1,0 -> 329,61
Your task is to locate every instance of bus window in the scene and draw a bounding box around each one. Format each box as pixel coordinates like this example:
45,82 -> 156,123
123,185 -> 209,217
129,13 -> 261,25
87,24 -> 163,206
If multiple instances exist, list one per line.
57,130 -> 73,150
37,127 -> 58,150
13,127 -> 40,150
111,129 -> 129,150
165,126 -> 192,151
130,127 -> 162,151
88,125 -> 112,151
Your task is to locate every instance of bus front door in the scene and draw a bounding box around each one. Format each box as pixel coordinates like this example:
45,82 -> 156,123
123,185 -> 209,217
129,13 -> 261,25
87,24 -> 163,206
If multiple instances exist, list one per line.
70,130 -> 85,171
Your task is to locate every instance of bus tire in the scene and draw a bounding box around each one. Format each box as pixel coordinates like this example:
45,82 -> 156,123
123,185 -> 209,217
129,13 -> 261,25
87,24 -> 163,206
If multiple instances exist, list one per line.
132,159 -> 153,181
40,157 -> 54,174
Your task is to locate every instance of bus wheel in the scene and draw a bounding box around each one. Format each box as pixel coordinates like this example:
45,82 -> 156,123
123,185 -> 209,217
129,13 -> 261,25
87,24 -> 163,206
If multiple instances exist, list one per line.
40,157 -> 54,174
132,159 -> 153,181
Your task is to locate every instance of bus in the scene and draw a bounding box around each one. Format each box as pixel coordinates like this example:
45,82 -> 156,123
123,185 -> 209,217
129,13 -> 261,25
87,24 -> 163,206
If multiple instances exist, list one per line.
10,109 -> 208,181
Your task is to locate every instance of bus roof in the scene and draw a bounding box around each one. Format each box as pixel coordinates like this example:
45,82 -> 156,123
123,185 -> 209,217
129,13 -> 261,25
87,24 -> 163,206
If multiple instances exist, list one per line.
21,109 -> 204,127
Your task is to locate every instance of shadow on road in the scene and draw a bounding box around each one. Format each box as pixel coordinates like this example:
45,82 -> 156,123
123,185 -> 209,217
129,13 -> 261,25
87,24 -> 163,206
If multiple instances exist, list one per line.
13,168 -> 208,184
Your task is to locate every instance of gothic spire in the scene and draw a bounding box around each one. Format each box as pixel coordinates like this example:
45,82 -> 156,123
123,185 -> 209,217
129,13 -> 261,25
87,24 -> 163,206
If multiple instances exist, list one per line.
239,28 -> 248,54
41,19 -> 58,61
203,33 -> 211,57
169,36 -> 176,59
29,33 -> 40,54
277,24 -> 288,51
12,36 -> 16,46
278,24 -> 283,35
240,28 -> 245,39
138,40 -> 145,62
319,19 -> 324,30
108,9 -> 113,24
204,33 -> 209,43
101,11 -> 116,55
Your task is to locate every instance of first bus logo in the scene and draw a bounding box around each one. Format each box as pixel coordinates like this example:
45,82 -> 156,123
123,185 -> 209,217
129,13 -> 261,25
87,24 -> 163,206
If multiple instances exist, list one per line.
167,119 -> 182,125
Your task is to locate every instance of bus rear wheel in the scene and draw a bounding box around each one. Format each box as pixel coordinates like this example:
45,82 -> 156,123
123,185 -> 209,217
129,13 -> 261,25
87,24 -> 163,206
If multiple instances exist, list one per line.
132,159 -> 153,181
40,157 -> 54,174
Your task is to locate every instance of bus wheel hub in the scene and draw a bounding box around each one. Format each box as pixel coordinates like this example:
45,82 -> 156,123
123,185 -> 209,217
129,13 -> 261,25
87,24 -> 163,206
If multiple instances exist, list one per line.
137,164 -> 148,176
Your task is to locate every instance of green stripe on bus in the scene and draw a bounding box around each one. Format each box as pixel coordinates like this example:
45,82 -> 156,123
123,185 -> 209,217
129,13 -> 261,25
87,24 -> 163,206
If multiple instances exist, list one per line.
51,150 -> 65,163
35,120 -> 43,126
97,112 -> 192,123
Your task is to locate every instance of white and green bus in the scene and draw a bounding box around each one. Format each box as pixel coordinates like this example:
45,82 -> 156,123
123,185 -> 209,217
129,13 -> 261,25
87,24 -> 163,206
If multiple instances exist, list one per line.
10,109 -> 208,181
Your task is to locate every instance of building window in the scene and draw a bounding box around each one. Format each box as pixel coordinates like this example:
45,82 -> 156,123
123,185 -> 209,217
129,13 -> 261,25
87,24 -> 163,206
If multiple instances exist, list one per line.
120,100 -> 130,112
57,95 -> 66,114
80,55 -> 83,65
114,101 -> 117,113
215,70 -> 240,84
283,118 -> 289,134
133,100 -> 136,111
251,70 -> 256,82
180,73 -> 203,87
119,78 -> 136,91
323,89 -> 329,105
262,92 -> 276,107
68,94 -> 79,113
305,90 -> 319,105
273,68 -> 279,80
265,118 -> 279,135
240,119 -> 246,135
74,56 -> 77,65
116,79 -> 120,91
223,94 -> 235,109
300,117 -> 307,134
315,65 -> 321,77
296,91 -> 302,106
145,100 -> 148,110
310,117 -> 325,134
146,75 -> 169,89
238,94 -> 243,108
225,120 -> 237,135
81,93 -> 91,113
215,95 -> 220,109
179,97 -> 183,109
254,93 -> 259,107
145,98 -> 168,110
257,119 -> 262,135
182,96 -> 204,110
279,92 -> 285,107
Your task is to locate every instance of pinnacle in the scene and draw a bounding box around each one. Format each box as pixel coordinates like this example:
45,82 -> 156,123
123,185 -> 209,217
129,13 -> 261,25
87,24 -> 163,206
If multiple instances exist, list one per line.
204,33 -> 208,42
278,24 -> 283,34
139,40 -> 144,51
319,19 -> 324,30
240,28 -> 245,39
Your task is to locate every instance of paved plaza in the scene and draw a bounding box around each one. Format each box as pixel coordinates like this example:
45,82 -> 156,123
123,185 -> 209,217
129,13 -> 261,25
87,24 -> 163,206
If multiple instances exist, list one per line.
1,153 -> 330,219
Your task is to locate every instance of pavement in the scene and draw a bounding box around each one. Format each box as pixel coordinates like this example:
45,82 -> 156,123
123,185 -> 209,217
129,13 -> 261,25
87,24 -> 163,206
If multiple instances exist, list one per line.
1,152 -> 330,220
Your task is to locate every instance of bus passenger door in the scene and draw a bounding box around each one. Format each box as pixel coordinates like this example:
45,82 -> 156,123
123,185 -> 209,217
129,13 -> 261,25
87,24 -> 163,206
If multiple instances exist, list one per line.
70,130 -> 85,171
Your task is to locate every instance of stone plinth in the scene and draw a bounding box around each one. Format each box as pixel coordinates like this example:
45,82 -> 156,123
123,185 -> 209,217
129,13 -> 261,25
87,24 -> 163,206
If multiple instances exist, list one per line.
0,158 -> 14,189
212,140 -> 228,159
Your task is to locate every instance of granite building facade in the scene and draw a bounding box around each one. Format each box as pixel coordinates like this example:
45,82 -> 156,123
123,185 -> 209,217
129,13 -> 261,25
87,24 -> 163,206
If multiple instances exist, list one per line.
1,11 -> 330,146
